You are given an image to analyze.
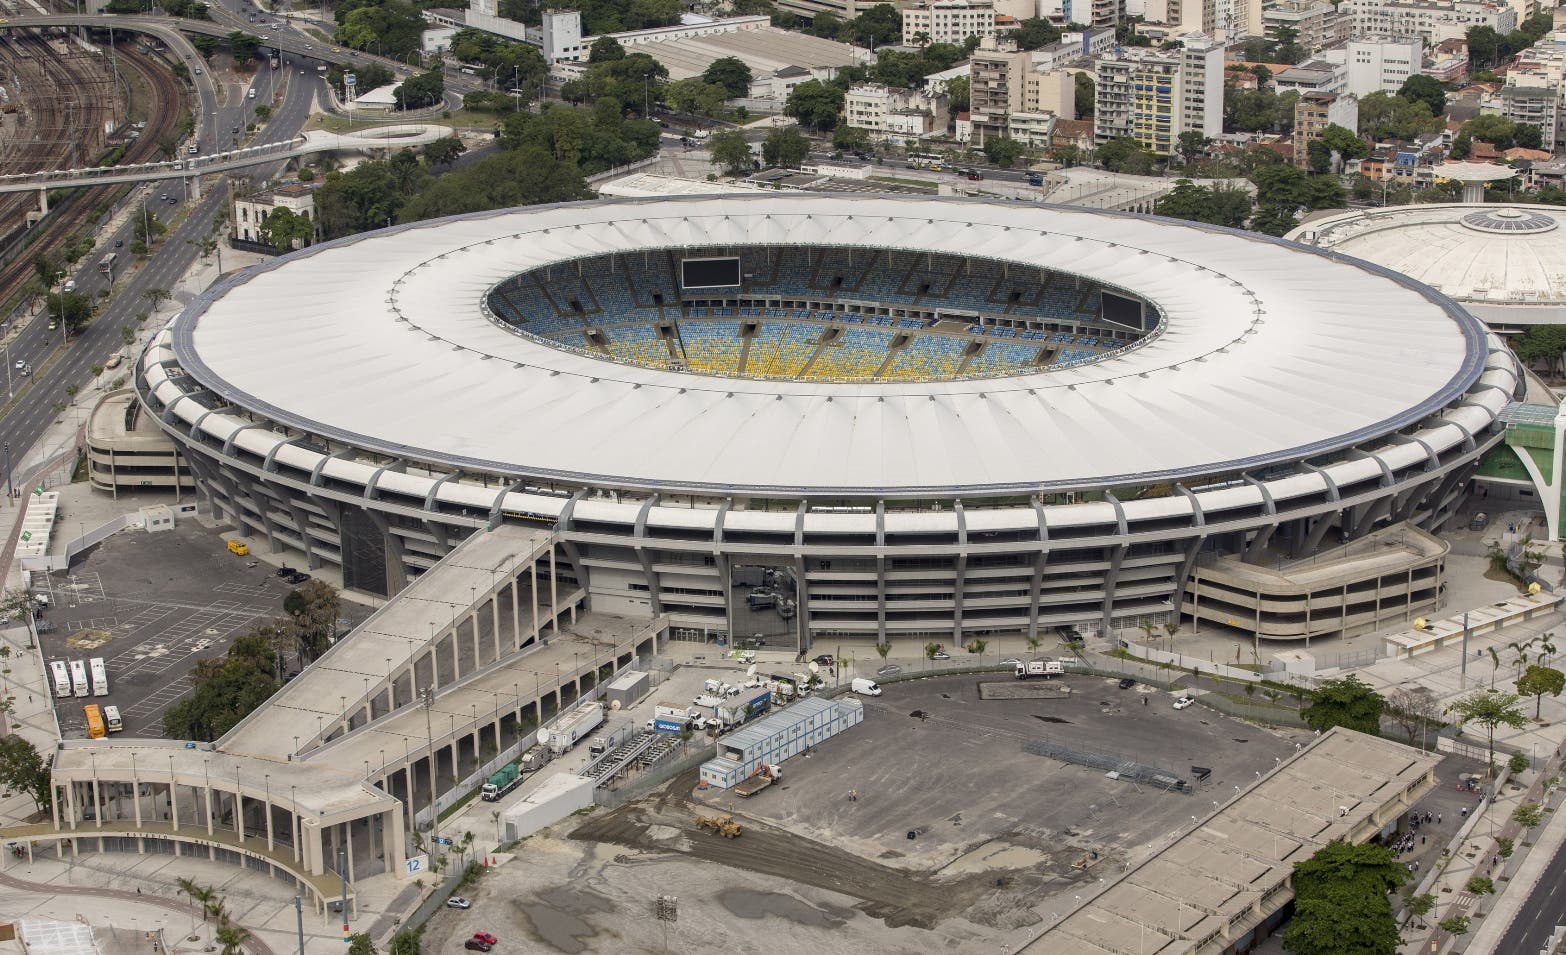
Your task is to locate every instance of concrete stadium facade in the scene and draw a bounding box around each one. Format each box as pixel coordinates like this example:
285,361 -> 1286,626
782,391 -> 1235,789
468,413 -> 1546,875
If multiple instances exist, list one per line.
134,195 -> 1522,649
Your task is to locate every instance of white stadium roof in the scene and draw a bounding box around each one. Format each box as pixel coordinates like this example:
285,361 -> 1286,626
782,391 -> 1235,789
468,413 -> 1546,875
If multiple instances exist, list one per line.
170,194 -> 1489,497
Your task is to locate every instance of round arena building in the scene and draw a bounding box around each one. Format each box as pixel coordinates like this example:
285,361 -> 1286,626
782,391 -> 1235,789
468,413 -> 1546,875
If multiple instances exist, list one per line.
136,194 -> 1520,649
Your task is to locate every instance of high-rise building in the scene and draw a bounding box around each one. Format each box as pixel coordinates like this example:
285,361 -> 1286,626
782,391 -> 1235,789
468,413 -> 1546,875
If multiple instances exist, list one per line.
1263,0 -> 1352,54
1093,35 -> 1223,155
902,0 -> 998,45
968,40 -> 1032,144
1345,35 -> 1423,96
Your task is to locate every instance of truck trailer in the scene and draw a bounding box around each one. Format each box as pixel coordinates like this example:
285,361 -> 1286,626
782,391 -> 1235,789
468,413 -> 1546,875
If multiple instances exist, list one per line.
716,688 -> 772,728
481,763 -> 522,801
547,702 -> 605,755
1016,659 -> 1065,679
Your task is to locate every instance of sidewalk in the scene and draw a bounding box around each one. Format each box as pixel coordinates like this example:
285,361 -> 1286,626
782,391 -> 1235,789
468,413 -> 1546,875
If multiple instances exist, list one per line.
1465,780 -> 1566,951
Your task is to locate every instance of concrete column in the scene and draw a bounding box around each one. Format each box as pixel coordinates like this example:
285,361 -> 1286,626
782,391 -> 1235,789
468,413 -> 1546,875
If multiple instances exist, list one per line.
169,779 -> 179,831
235,786 -> 245,843
549,549 -> 559,629
133,776 -> 143,828
509,574 -> 520,651
37,189 -> 47,216
449,626 -> 461,680
469,609 -> 480,666
91,778 -> 102,829
293,801 -> 302,864
346,821 -> 356,883
387,807 -> 406,876
491,594 -> 502,661
204,784 -> 214,836
265,791 -> 275,851
531,555 -> 540,640
66,780 -> 77,830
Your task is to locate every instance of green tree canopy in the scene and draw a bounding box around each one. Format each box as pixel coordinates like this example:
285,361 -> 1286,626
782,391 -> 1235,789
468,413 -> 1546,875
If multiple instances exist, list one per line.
1357,91 -> 1443,141
786,80 -> 845,130
394,68 -> 445,110
1516,664 -> 1564,719
334,0 -> 425,59
0,734 -> 51,813
1154,179 -> 1253,229
1075,72 -> 1094,118
1302,675 -> 1385,734
706,128 -> 755,175
588,35 -> 625,62
163,631 -> 281,740
702,57 -> 752,98
1009,17 -> 1062,50
422,135 -> 467,168
983,135 -> 1024,168
1397,74 -> 1447,118
1283,841 -> 1408,955
256,207 -> 314,252
47,290 -> 93,332
1096,136 -> 1156,174
762,126 -> 810,168
227,30 -> 260,62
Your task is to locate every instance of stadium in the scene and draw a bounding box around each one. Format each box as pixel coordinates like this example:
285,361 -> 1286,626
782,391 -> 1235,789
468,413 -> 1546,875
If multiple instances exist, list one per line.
135,193 -> 1520,648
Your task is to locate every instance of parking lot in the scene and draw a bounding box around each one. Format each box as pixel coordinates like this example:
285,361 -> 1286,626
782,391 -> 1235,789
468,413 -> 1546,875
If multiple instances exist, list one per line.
434,670 -> 1308,954
38,522 -> 369,738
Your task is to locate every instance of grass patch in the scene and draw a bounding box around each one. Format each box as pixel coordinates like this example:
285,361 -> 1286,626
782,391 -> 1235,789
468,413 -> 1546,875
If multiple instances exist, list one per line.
437,786 -> 481,823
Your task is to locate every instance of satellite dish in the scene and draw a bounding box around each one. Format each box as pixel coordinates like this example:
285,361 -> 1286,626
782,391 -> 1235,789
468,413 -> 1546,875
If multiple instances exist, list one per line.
1529,581 -> 1542,595
746,664 -> 757,678
808,661 -> 820,674
535,727 -> 549,745
609,699 -> 621,710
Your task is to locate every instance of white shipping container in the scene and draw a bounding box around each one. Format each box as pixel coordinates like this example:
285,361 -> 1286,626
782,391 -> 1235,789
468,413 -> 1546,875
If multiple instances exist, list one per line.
69,660 -> 90,698
89,657 -> 108,696
49,660 -> 70,698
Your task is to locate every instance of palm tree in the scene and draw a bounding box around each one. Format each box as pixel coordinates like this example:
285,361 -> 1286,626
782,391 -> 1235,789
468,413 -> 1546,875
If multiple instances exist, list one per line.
875,643 -> 891,663
969,638 -> 987,664
912,30 -> 931,47
215,924 -> 249,955
1026,634 -> 1041,655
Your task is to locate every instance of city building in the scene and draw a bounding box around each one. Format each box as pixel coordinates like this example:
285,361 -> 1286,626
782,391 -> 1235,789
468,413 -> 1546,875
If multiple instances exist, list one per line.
968,39 -> 1032,144
1263,0 -> 1351,53
231,183 -> 318,250
1029,26 -> 1117,70
1346,35 -> 1424,96
1498,85 -> 1560,149
901,0 -> 997,46
1023,68 -> 1077,117
1142,0 -> 1261,39
1006,110 -> 1057,145
1273,58 -> 1348,94
1425,37 -> 1470,81
1093,35 -> 1224,155
1337,0 -> 1516,44
844,83 -> 951,140
538,9 -> 583,61
1293,91 -> 1361,166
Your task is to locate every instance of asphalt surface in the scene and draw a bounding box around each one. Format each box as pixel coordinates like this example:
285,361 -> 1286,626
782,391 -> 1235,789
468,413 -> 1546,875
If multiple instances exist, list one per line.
1495,835 -> 1566,954
0,36 -> 323,482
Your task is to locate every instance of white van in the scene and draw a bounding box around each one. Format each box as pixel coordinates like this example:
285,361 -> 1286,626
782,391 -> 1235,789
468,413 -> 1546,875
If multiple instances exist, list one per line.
69,660 -> 90,698
49,660 -> 70,698
248,87 -> 257,99
103,705 -> 123,733
850,677 -> 881,696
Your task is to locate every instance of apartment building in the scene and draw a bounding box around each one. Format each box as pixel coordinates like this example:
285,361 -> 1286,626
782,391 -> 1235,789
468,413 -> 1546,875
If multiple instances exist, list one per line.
1337,0 -> 1516,44
1024,68 -> 1077,117
1346,35 -> 1423,96
1498,85 -> 1561,147
1274,58 -> 1348,94
844,84 -> 951,140
1142,0 -> 1259,38
1262,0 -> 1351,54
1093,35 -> 1223,155
901,0 -> 997,46
1293,91 -> 1361,166
968,40 -> 1032,144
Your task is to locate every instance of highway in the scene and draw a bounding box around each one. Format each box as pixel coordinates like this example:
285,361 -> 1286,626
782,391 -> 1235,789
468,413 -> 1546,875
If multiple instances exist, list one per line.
0,38 -> 326,484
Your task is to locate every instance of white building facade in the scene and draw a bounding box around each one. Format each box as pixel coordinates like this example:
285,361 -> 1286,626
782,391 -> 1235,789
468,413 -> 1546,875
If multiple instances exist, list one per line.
1337,0 -> 1516,44
1345,35 -> 1423,97
901,0 -> 997,46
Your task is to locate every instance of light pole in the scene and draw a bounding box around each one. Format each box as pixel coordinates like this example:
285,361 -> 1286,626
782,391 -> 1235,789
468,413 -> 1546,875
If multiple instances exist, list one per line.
3,443 -> 11,507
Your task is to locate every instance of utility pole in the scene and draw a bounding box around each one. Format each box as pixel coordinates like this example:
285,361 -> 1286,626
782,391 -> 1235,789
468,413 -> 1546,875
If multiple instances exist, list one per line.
293,895 -> 305,955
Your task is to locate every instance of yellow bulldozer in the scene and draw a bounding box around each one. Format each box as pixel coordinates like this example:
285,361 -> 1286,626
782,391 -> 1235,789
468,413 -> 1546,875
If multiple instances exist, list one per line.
695,813 -> 743,838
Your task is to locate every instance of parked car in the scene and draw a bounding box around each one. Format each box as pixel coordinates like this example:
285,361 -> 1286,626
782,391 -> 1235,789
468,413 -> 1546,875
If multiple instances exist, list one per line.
876,664 -> 901,676
276,566 -> 295,578
446,896 -> 472,909
463,941 -> 490,952
1172,696 -> 1195,710
932,650 -> 951,660
812,654 -> 834,666
1118,677 -> 1136,689
1000,657 -> 1022,668
471,933 -> 498,945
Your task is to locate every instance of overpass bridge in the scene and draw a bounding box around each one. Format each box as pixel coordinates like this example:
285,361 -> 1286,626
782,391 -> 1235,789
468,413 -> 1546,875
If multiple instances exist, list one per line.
0,13 -> 355,63
2,126 -> 455,209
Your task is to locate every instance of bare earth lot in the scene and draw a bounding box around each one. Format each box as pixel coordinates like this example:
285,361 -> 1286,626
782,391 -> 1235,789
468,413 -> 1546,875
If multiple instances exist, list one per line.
426,673 -> 1308,955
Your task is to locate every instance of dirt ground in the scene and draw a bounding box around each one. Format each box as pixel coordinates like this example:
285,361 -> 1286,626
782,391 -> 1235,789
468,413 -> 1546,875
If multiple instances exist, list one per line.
424,673 -> 1307,954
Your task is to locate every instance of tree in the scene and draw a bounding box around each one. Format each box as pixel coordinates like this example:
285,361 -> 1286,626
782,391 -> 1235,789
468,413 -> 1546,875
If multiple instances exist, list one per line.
785,80 -> 844,130
256,207 -> 314,252
588,35 -> 624,62
1301,676 -> 1384,734
1467,25 -> 1500,68
762,127 -> 810,168
47,291 -> 93,333
832,124 -> 871,152
1272,24 -> 1305,65
215,925 -> 249,955
1516,122 -> 1544,150
1397,74 -> 1447,118
227,30 -> 260,62
347,934 -> 376,955
1306,138 -> 1334,175
875,642 -> 891,662
924,641 -> 941,666
1320,124 -> 1368,164
1075,72 -> 1094,118
1283,841 -> 1407,955
1096,136 -> 1155,175
334,0 -> 425,59
1509,751 -> 1531,775
1517,664 -> 1565,719
1154,179 -> 1252,229
0,734 -> 51,813
1387,686 -> 1441,746
1448,689 -> 1527,775
1513,801 -> 1544,832
1176,131 -> 1208,167
1356,92 -> 1442,141
947,74 -> 970,112
1404,892 -> 1435,928
702,57 -> 752,99
422,136 -> 467,168
1009,17 -> 1062,50
283,579 -> 341,660
983,135 -> 1024,168
162,631 -> 281,740
706,129 -> 754,175
394,69 -> 445,110
843,3 -> 900,47
665,78 -> 727,117
142,287 -> 172,313
1439,915 -> 1471,937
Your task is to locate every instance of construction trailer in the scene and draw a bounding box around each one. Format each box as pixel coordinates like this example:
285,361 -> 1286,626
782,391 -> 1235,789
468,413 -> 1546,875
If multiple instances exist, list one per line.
603,669 -> 651,710
698,696 -> 864,789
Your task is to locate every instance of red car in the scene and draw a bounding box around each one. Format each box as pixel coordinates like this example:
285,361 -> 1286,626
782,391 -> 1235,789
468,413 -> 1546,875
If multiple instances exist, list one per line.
472,934 -> 498,945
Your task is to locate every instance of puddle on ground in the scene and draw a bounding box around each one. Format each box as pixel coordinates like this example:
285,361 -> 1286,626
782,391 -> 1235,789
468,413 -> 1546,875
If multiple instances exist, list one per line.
516,887 -> 616,954
716,889 -> 853,928
943,842 -> 1051,875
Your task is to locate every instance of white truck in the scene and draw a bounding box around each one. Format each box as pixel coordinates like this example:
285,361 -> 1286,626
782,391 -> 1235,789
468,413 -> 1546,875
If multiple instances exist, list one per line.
546,702 -> 605,755
1016,659 -> 1065,680
648,702 -> 702,733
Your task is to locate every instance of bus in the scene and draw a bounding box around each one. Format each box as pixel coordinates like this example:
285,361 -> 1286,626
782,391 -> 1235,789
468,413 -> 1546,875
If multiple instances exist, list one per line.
905,153 -> 944,170
103,705 -> 123,734
98,252 -> 117,278
89,657 -> 108,697
69,660 -> 90,698
84,704 -> 105,739
49,660 -> 70,698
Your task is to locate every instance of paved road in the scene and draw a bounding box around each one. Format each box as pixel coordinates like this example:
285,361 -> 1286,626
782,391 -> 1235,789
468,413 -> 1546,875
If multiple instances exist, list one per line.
1495,836 -> 1566,954
0,61 -> 322,482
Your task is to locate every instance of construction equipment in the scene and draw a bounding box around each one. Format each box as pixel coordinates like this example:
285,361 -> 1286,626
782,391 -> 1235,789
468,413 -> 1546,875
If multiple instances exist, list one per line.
695,813 -> 743,838
733,763 -> 782,798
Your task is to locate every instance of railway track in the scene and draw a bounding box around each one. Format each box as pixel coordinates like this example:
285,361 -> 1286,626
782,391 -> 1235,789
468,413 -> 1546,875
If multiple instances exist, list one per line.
0,28 -> 184,311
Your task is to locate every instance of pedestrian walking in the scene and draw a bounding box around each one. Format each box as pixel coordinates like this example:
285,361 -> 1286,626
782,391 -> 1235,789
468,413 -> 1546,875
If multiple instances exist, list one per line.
1461,808 -> 1469,819
1438,813 -> 1442,824
1422,835 -> 1426,845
